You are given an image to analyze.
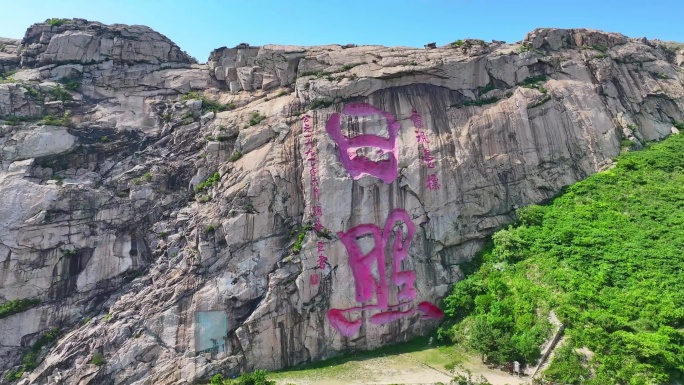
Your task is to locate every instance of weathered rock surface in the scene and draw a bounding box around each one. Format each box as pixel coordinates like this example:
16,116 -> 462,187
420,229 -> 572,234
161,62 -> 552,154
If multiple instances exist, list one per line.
0,19 -> 683,385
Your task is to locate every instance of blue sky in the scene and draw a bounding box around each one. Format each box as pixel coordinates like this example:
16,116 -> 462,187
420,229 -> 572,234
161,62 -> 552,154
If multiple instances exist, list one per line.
1,0 -> 682,62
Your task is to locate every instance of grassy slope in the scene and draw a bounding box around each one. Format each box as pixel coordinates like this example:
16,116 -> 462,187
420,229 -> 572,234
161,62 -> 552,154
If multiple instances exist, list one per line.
439,134 -> 684,384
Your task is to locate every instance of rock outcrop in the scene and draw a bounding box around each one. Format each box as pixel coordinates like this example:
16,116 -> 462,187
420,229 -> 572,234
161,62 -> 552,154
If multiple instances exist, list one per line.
0,19 -> 683,385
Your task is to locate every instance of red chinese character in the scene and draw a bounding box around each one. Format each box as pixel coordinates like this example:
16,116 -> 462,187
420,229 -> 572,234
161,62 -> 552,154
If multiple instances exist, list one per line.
314,219 -> 323,232
325,103 -> 400,184
310,274 -> 320,285
318,255 -> 328,269
415,130 -> 429,144
313,206 -> 323,216
326,209 -> 444,337
317,241 -> 325,252
410,110 -> 424,129
426,174 -> 440,190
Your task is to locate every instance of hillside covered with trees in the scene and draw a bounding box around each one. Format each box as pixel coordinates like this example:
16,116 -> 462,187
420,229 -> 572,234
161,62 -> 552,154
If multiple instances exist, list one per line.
439,133 -> 684,384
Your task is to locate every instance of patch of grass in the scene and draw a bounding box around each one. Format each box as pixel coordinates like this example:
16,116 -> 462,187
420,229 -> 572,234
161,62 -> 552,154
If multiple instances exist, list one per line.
0,114 -> 41,126
519,75 -> 547,89
450,39 -> 465,48
477,83 -> 497,96
592,44 -> 609,53
451,97 -> 499,108
307,99 -> 332,110
518,44 -> 531,53
339,62 -> 365,72
38,112 -> 72,127
104,313 -> 112,322
182,91 -> 235,113
196,195 -> 211,203
206,224 -> 216,233
439,134 -> 684,382
195,171 -> 220,193
0,70 -> 17,84
245,110 -> 266,127
228,151 -> 242,162
99,135 -> 110,143
0,298 -> 40,319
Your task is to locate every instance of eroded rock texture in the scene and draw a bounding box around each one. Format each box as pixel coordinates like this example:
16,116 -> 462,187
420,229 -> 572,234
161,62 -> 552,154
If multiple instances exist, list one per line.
0,20 -> 683,384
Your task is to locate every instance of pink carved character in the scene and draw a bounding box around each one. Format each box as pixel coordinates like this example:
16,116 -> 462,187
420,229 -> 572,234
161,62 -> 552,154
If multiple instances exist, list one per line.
326,209 -> 444,337
426,174 -> 441,190
325,103 -> 400,184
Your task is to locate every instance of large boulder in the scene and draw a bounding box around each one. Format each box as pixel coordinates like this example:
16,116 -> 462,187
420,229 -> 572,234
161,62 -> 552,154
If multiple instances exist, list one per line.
18,18 -> 196,68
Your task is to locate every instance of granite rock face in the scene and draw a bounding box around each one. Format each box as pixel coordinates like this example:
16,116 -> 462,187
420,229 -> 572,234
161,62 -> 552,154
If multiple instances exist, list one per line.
0,20 -> 683,385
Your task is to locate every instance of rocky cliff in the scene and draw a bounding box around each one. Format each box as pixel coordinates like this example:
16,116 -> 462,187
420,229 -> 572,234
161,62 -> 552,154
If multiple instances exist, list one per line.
0,19 -> 683,385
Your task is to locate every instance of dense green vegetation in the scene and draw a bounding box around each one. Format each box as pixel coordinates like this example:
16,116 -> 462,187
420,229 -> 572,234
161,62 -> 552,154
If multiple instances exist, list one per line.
209,370 -> 274,385
439,134 -> 684,384
0,298 -> 40,320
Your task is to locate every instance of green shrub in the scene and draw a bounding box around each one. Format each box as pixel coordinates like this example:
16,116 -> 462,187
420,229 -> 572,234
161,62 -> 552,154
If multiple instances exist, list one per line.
38,112 -> 72,127
672,120 -> 684,131
206,224 -> 216,232
91,352 -> 106,366
46,18 -> 72,27
289,225 -> 312,255
519,75 -> 547,89
99,136 -> 110,143
58,77 -> 80,91
0,298 -> 40,319
621,139 -> 634,148
22,86 -> 40,99
48,85 -> 72,101
450,39 -> 465,47
245,110 -> 266,127
5,368 -> 24,381
195,172 -> 221,192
